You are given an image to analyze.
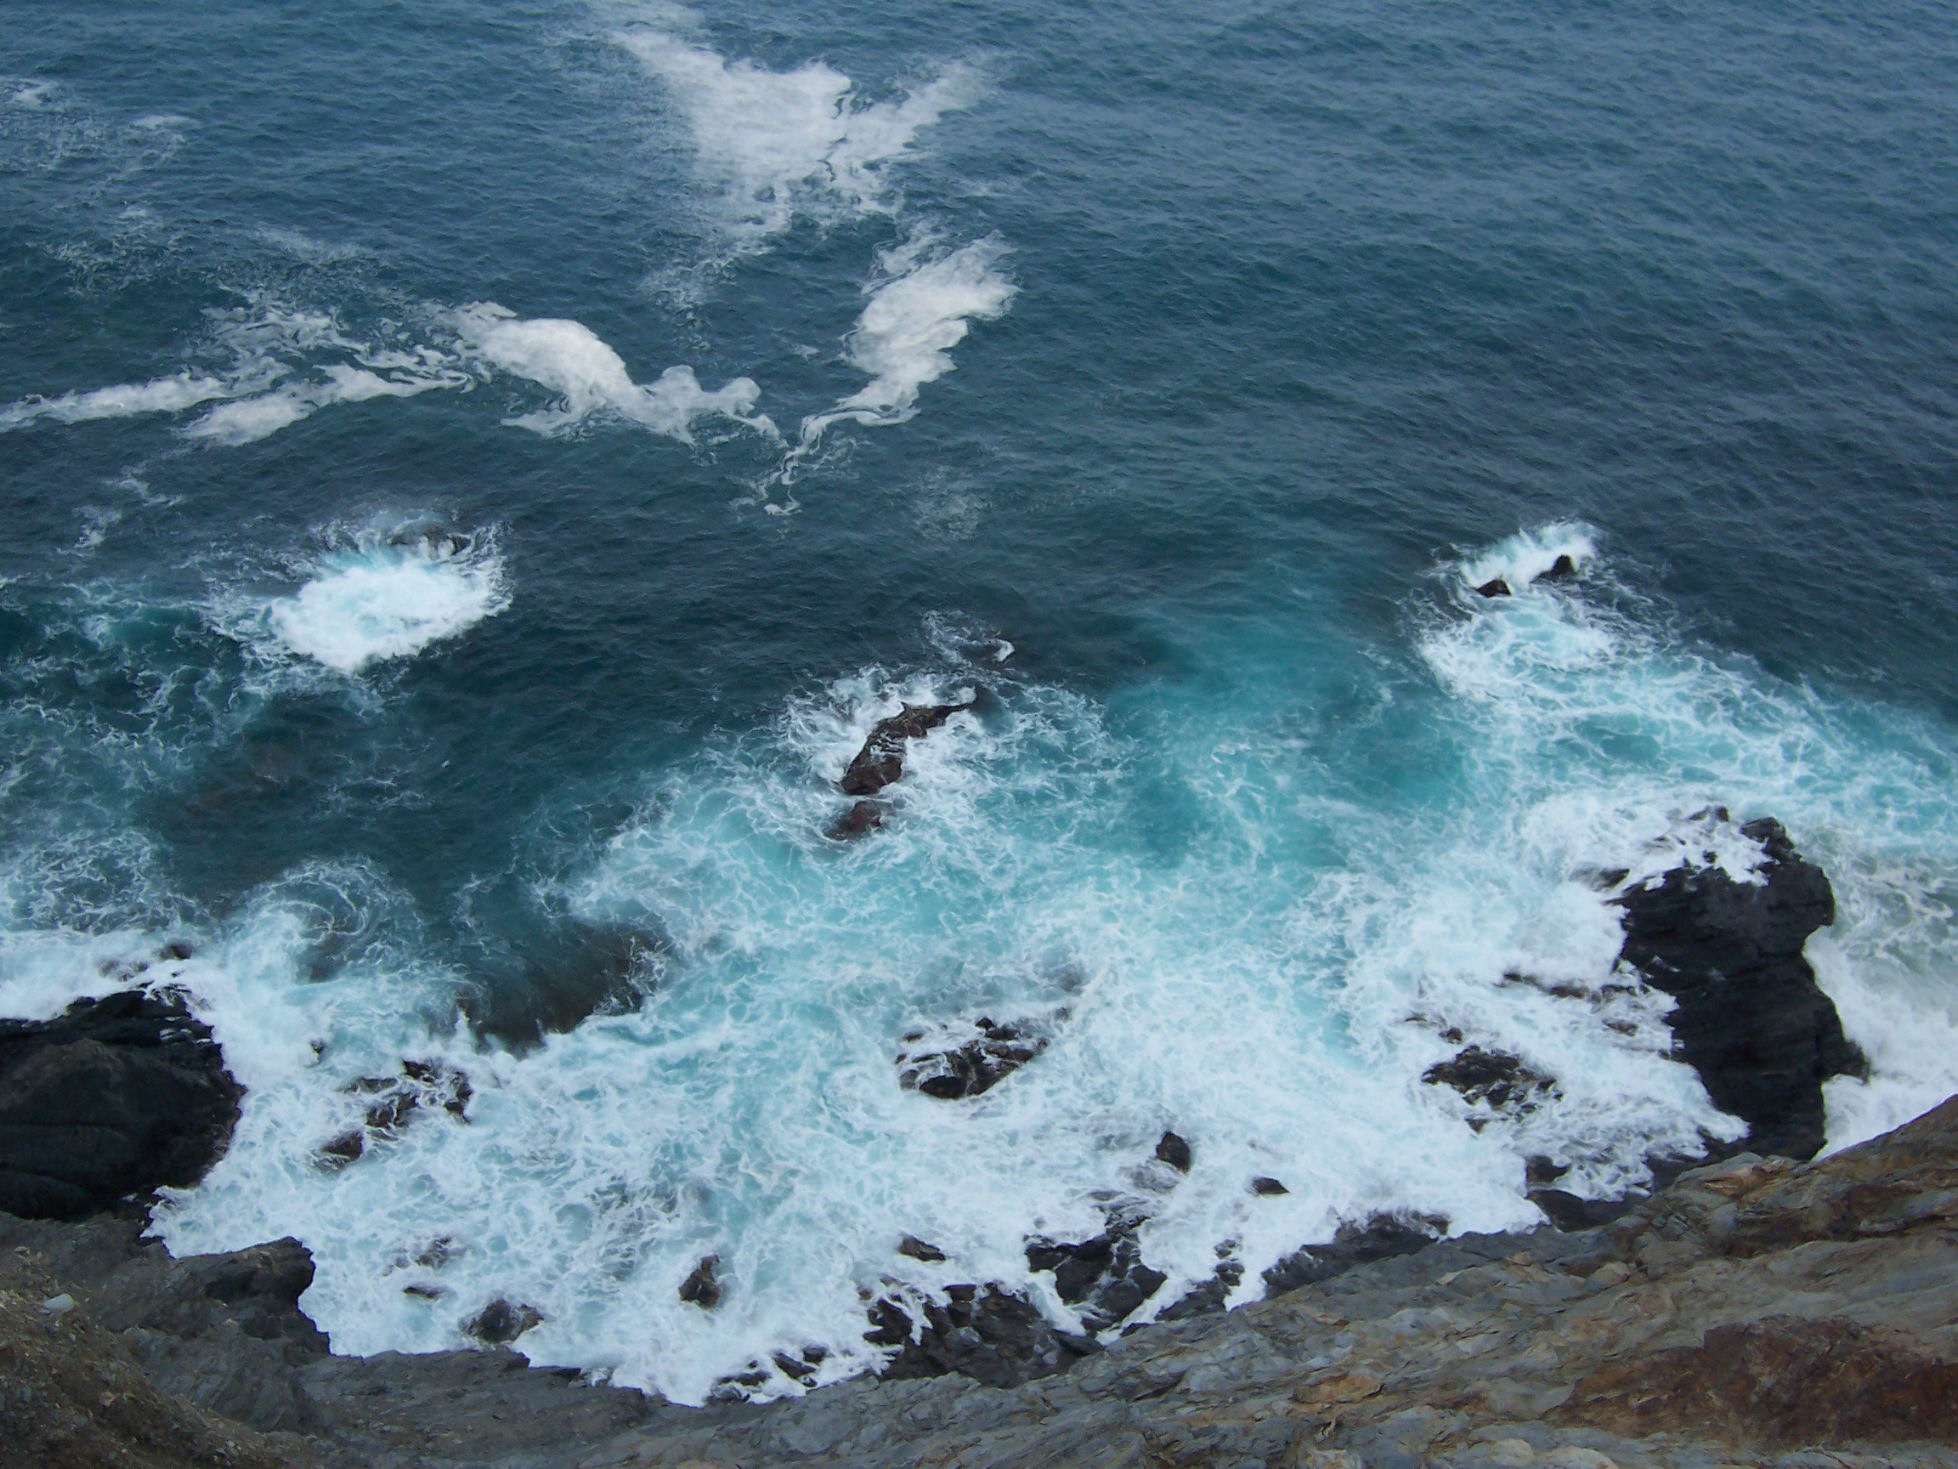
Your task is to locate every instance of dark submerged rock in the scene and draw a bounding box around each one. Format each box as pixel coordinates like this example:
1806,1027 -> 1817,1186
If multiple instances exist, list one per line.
678,1254 -> 721,1309
839,698 -> 978,797
1025,1210 -> 1169,1332
1614,815 -> 1866,1160
897,1235 -> 946,1263
463,921 -> 661,1048
0,989 -> 242,1220
318,1130 -> 365,1167
826,799 -> 884,841
897,1015 -> 1049,1100
1474,577 -> 1512,598
1540,552 -> 1580,582
1250,1176 -> 1289,1196
465,1297 -> 543,1345
1422,1045 -> 1556,1122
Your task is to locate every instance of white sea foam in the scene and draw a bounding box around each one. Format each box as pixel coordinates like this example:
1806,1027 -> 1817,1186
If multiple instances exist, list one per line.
15,525 -> 1953,1408
186,363 -> 461,446
622,29 -> 975,243
0,373 -> 238,431
0,303 -> 465,443
450,303 -> 773,441
776,237 -> 1015,485
1457,520 -> 1599,596
1,298 -> 769,449
262,524 -> 510,674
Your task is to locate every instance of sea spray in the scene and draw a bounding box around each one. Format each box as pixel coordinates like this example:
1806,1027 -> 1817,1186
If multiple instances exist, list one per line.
263,521 -> 510,674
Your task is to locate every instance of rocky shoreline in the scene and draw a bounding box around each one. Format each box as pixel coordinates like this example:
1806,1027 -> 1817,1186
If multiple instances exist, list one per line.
3,809 -> 1948,1468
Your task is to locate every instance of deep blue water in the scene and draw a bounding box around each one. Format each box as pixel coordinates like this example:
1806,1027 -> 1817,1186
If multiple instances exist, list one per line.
4,0 -> 1957,1402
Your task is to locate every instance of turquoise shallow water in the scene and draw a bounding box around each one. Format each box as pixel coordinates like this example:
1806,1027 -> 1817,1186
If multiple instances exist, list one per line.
3,0 -> 1958,1402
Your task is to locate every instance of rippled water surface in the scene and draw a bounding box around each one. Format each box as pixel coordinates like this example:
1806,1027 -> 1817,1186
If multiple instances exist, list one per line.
3,0 -> 1957,1402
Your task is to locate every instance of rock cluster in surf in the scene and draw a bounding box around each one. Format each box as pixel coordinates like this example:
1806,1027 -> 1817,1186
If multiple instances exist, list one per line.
319,1058 -> 474,1168
865,808 -> 1866,1388
895,1014 -> 1051,1100
0,807 -> 1872,1407
13,1095 -> 1958,1466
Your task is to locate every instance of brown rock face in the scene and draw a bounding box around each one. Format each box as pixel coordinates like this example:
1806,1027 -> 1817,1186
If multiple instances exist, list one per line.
838,698 -> 977,797
1560,1315 -> 1958,1445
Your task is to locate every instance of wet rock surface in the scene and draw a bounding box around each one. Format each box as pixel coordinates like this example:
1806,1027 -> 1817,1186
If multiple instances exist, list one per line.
0,986 -> 243,1220
1026,1210 -> 1169,1332
826,798 -> 884,840
317,1058 -> 472,1169
678,1255 -> 722,1310
1614,813 -> 1865,1160
896,1015 -> 1050,1099
869,1286 -> 1098,1388
838,698 -> 977,797
1423,1045 -> 1557,1122
1260,1210 -> 1449,1297
465,1297 -> 543,1345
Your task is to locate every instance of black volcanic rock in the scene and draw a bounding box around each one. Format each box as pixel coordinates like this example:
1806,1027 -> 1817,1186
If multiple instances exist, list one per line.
1475,577 -> 1512,598
679,1254 -> 722,1309
465,1297 -> 543,1345
1025,1211 -> 1168,1332
826,800 -> 884,841
1540,552 -> 1580,582
897,1016 -> 1048,1100
1614,815 -> 1865,1160
869,1286 -> 1097,1387
839,698 -> 977,797
0,989 -> 242,1220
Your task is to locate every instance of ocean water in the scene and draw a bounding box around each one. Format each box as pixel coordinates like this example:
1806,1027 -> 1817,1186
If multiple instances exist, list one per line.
4,0 -> 1958,1404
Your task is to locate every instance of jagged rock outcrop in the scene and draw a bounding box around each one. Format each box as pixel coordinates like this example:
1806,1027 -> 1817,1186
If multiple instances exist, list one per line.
839,698 -> 977,797
869,1287 -> 1097,1387
895,1015 -> 1050,1100
318,1058 -> 472,1169
0,988 -> 242,1220
1614,814 -> 1866,1159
